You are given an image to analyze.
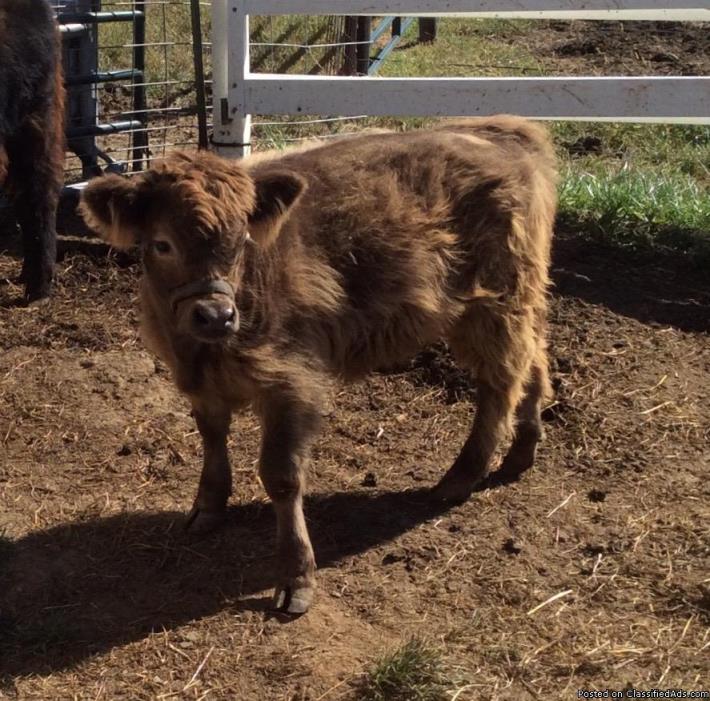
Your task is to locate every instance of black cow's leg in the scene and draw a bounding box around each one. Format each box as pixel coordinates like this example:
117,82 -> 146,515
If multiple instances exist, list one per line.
15,190 -> 58,302
186,402 -> 233,534
8,102 -> 63,302
259,396 -> 321,615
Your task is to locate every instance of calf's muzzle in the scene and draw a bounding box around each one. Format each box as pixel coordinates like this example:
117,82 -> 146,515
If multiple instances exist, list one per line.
169,278 -> 238,341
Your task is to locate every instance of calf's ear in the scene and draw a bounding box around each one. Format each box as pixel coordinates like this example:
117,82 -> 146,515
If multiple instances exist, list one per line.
79,175 -> 142,250
248,171 -> 306,246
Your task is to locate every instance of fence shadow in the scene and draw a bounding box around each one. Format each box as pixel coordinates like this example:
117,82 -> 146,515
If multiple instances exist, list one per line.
0,487 -> 464,679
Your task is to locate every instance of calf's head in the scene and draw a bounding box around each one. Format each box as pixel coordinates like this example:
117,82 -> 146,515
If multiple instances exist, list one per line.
79,151 -> 305,343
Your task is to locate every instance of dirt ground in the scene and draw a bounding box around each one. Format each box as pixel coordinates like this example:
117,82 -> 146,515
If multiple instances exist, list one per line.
492,20 -> 709,76
1,19 -> 709,701
1,224 -> 708,700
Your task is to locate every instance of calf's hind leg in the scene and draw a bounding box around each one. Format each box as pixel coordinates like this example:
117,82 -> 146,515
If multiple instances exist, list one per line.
494,348 -> 551,485
433,306 -> 536,502
259,397 -> 321,615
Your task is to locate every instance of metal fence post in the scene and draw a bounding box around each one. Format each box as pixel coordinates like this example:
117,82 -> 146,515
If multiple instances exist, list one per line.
131,0 -> 148,170
356,16 -> 372,75
212,0 -> 251,158
343,16 -> 358,75
190,0 -> 209,149
62,0 -> 101,178
418,17 -> 437,43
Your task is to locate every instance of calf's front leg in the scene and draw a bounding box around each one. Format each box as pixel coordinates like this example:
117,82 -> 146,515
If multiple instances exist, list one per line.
259,398 -> 320,615
186,402 -> 232,534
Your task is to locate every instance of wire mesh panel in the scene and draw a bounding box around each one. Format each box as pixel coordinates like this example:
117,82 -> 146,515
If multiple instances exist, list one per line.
251,15 -> 349,76
56,0 -> 209,181
55,4 -> 364,181
247,15 -> 391,150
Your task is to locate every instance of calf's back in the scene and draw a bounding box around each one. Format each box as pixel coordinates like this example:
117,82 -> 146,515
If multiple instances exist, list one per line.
224,116 -> 557,386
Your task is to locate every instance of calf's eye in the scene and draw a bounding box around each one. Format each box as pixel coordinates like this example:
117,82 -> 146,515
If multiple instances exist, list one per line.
154,240 -> 172,255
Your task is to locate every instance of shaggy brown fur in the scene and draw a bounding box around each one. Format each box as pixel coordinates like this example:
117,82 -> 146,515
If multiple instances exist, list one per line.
0,0 -> 65,301
80,116 -> 558,614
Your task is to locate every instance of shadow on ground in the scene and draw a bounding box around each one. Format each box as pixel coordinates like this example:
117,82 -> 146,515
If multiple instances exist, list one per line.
552,230 -> 710,333
0,487 -> 474,678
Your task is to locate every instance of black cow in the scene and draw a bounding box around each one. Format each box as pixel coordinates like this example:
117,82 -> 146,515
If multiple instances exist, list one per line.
0,0 -> 64,301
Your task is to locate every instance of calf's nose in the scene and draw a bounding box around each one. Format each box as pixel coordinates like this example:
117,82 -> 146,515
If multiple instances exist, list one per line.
191,299 -> 238,336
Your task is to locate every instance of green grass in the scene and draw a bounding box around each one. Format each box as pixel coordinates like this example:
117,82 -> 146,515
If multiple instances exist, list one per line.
552,122 -> 710,184
559,169 -> 710,263
356,639 -> 449,701
250,16 -> 348,75
378,18 -> 543,78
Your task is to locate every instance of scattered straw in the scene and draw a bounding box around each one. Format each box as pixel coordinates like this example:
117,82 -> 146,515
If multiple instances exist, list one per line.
450,684 -> 475,701
639,401 -> 672,415
527,589 -> 574,616
182,645 -> 215,692
547,492 -> 576,518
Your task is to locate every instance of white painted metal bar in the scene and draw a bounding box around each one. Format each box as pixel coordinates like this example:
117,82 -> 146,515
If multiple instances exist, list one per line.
244,0 -> 709,19
210,0 -> 229,151
333,11 -> 708,19
212,0 -> 252,157
243,75 -> 710,124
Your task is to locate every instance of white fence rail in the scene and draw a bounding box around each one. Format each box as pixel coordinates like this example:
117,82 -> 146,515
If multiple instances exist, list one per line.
211,0 -> 710,158
243,0 -> 710,19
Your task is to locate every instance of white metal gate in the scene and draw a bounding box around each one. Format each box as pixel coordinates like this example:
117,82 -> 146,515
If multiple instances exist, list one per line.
210,0 -> 710,158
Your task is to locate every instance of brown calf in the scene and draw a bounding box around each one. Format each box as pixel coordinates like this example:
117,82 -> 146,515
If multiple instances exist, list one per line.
80,116 -> 557,614
0,0 -> 65,301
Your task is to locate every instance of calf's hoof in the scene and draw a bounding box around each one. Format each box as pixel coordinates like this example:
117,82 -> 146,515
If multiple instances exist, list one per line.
492,429 -> 541,485
23,286 -> 52,306
272,582 -> 314,615
491,453 -> 535,486
184,505 -> 226,535
431,465 -> 487,504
